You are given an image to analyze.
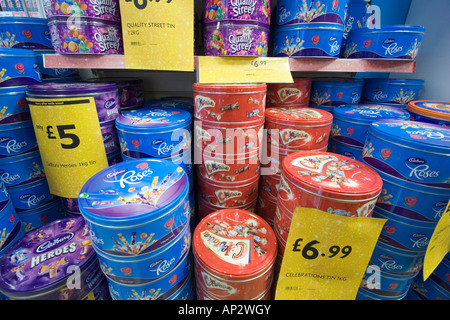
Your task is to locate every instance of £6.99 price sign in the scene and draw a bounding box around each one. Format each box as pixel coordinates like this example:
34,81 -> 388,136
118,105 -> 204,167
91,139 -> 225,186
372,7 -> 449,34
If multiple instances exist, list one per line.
28,97 -> 108,198
275,207 -> 386,300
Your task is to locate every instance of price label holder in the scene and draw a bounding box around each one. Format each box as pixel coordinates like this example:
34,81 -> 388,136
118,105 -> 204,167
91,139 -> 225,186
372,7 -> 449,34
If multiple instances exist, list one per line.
197,56 -> 293,84
119,0 -> 194,71
28,97 -> 108,198
422,199 -> 450,281
275,207 -> 386,300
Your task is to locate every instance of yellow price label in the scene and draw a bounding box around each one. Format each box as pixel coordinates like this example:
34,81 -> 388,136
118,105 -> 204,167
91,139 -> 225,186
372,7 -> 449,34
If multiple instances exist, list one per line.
28,97 -> 108,198
119,0 -> 194,71
423,199 -> 450,281
275,207 -> 386,300
198,56 -> 293,84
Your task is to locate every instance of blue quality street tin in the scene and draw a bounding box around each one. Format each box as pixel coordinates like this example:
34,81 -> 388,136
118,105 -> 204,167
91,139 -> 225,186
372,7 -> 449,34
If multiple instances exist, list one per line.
116,107 -> 192,159
95,222 -> 190,285
18,197 -> 64,233
276,0 -> 350,26
0,149 -> 44,187
362,78 -> 424,105
362,120 -> 450,188
273,23 -> 344,57
78,158 -> 190,256
309,77 -> 364,111
331,104 -> 410,147
372,206 -> 437,252
7,177 -> 54,212
373,167 -> 450,223
0,86 -> 31,125
0,48 -> 41,88
369,240 -> 425,276
0,17 -> 53,49
343,25 -> 425,60
107,251 -> 192,300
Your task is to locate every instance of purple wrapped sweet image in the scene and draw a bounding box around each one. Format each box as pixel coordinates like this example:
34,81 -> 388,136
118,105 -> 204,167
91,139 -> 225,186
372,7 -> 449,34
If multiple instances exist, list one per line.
48,16 -> 123,54
204,0 -> 271,25
204,20 -> 269,56
43,0 -> 121,22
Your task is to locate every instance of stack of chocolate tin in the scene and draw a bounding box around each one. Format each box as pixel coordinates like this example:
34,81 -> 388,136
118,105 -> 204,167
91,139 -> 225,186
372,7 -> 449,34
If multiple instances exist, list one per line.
258,106 -> 333,227
193,83 -> 266,219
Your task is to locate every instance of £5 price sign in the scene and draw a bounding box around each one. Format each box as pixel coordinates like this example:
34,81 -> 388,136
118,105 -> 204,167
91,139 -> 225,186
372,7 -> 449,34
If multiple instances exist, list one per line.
27,97 -> 108,198
275,207 -> 386,300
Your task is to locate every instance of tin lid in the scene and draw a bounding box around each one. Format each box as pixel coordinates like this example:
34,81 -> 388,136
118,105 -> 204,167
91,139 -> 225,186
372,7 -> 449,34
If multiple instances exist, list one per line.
204,19 -> 270,30
276,22 -> 344,32
367,119 -> 450,154
78,158 -> 188,227
0,48 -> 36,57
193,83 -> 267,94
349,25 -> 425,35
0,216 -> 94,297
0,17 -> 48,24
47,15 -> 120,26
26,82 -> 117,96
0,86 -> 28,94
193,208 -> 277,278
363,78 -> 425,86
265,107 -> 333,125
282,151 -> 383,200
407,100 -> 450,121
333,104 -> 410,124
115,107 -> 192,133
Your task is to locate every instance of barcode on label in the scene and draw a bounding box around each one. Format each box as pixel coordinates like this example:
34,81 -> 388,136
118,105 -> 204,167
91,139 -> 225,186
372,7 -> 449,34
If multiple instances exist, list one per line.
131,42 -> 142,46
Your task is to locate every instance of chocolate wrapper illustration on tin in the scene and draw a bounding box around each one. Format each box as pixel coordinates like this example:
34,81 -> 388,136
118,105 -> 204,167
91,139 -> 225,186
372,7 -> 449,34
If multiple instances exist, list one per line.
204,0 -> 271,24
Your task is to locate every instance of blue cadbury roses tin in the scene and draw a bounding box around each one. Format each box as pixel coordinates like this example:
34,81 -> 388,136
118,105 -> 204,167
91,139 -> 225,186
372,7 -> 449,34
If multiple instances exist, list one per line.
116,107 -> 192,159
273,23 -> 344,57
0,121 -> 38,158
107,251 -> 192,300
18,197 -> 64,232
276,0 -> 349,26
34,49 -> 76,78
362,120 -> 450,188
95,222 -> 190,285
0,48 -> 41,88
331,104 -> 410,147
309,77 -> 364,111
7,177 -> 54,212
362,78 -> 424,105
359,270 -> 417,299
78,158 -> 190,256
0,149 -> 44,187
343,25 -> 425,60
369,240 -> 424,276
373,167 -> 450,223
0,86 -> 31,125
0,17 -> 52,50
372,206 -> 437,252
0,199 -> 23,251
328,137 -> 363,161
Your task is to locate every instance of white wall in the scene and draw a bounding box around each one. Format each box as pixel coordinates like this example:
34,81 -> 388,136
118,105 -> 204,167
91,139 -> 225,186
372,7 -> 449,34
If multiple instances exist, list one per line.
393,0 -> 450,101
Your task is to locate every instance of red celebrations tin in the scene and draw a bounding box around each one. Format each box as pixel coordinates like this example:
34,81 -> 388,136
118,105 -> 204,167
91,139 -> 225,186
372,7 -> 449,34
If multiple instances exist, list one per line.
193,83 -> 266,123
265,107 -> 333,152
266,78 -> 312,107
275,151 -> 382,242
193,209 -> 277,300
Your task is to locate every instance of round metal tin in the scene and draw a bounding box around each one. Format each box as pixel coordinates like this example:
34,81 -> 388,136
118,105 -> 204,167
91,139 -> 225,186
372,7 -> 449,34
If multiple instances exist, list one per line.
309,77 -> 364,108
78,158 -> 190,256
279,150 -> 383,216
266,78 -> 312,106
18,197 -> 64,233
0,216 -> 106,300
407,100 -> 450,126
116,107 -> 192,159
192,208 -> 277,299
362,120 -> 450,188
331,103 -> 411,147
265,106 -> 333,151
362,78 -> 424,105
0,149 -> 44,188
193,83 -> 266,122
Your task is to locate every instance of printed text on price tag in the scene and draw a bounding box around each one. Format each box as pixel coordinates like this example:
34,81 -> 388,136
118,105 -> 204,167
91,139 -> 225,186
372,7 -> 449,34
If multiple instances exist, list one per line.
28,97 -> 108,198
275,207 -> 386,300
198,56 -> 293,84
